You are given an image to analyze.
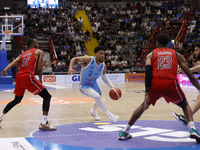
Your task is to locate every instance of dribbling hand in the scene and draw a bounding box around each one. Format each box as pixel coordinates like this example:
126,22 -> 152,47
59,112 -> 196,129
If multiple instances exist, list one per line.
68,68 -> 75,75
1,70 -> 7,76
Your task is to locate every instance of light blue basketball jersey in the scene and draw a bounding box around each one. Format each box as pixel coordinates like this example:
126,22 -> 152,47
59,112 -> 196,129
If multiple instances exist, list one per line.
80,56 -> 104,85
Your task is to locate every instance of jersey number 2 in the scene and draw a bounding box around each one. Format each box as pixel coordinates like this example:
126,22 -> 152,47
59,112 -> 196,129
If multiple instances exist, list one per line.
158,56 -> 172,69
22,56 -> 30,67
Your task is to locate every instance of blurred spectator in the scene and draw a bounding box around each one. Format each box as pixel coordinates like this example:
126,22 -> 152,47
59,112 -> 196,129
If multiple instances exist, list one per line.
76,63 -> 82,71
64,43 -> 70,52
130,62 -> 135,73
43,62 -> 52,73
111,58 -> 117,66
76,49 -> 83,56
82,48 -> 88,55
120,58 -> 128,66
135,62 -> 142,70
85,29 -> 91,43
60,49 -> 67,60
58,60 -> 65,68
61,63 -> 68,72
51,61 -> 59,72
106,62 -> 112,73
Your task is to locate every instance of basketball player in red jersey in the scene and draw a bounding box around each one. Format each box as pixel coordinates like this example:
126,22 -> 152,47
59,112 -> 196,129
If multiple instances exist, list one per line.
0,38 -> 56,131
118,33 -> 200,143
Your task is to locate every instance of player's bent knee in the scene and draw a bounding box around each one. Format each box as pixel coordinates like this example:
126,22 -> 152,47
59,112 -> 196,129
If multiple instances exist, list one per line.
14,95 -> 23,104
177,99 -> 188,108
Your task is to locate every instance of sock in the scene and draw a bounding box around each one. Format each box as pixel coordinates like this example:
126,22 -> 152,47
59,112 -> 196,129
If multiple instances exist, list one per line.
188,121 -> 196,129
42,115 -> 48,124
123,124 -> 131,133
0,112 -> 5,120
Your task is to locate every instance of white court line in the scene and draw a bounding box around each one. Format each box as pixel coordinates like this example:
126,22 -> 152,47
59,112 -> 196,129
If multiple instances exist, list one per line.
44,84 -> 69,89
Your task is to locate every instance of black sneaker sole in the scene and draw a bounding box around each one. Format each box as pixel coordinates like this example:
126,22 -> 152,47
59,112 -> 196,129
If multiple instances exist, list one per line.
190,134 -> 200,143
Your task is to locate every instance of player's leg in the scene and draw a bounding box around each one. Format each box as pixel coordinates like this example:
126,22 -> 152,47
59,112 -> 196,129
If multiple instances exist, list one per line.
37,88 -> 56,131
178,100 -> 200,143
119,84 -> 159,140
191,94 -> 200,115
26,75 -> 56,131
0,75 -> 25,128
87,88 -> 119,122
80,83 -> 119,122
118,101 -> 150,140
0,95 -> 23,128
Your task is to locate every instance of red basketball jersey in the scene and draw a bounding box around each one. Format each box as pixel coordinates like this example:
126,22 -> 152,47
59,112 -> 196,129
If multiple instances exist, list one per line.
17,48 -> 38,75
152,48 -> 178,80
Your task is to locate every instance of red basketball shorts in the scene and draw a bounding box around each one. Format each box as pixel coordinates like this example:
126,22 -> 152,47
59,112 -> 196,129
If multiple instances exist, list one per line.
14,73 -> 45,96
149,79 -> 186,106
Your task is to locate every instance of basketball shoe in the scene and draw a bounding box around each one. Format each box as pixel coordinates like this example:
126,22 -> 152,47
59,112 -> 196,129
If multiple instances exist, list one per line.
39,121 -> 57,131
190,128 -> 200,143
173,112 -> 188,126
106,112 -> 119,122
89,109 -> 100,120
118,130 -> 132,140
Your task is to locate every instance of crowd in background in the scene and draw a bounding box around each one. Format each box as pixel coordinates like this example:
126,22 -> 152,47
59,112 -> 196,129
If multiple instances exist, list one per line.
1,0 -> 200,74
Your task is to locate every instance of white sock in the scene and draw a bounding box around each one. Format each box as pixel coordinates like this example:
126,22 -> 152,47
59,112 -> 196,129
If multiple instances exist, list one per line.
123,124 -> 131,133
0,112 -> 5,120
188,121 -> 196,129
87,89 -> 107,113
42,115 -> 48,124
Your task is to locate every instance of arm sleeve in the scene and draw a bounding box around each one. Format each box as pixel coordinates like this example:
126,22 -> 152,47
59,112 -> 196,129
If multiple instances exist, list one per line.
101,74 -> 115,89
145,65 -> 152,92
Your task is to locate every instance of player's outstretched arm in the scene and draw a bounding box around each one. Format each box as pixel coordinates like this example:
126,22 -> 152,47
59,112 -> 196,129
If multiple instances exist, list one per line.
1,55 -> 21,76
190,65 -> 200,73
178,53 -> 200,91
68,55 -> 91,75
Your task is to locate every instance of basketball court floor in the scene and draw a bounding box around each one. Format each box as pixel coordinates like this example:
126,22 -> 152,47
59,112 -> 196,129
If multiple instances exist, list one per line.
0,81 -> 200,150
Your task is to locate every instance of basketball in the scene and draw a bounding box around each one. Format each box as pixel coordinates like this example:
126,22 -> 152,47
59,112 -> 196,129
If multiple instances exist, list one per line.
109,87 -> 122,100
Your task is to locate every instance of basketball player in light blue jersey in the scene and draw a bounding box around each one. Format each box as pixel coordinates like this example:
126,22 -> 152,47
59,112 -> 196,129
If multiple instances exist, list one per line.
68,45 -> 119,122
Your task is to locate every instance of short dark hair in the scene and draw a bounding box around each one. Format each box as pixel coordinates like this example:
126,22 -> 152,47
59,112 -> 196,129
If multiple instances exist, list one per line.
27,38 -> 35,47
194,42 -> 200,48
156,33 -> 170,46
94,45 -> 105,53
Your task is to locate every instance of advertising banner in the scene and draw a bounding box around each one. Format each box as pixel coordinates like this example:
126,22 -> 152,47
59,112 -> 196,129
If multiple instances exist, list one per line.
125,73 -> 145,81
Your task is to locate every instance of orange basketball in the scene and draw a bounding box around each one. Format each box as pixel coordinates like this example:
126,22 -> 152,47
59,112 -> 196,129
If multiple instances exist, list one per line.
109,87 -> 122,100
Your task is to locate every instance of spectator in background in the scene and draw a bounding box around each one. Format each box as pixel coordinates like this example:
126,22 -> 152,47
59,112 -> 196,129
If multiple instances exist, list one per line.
106,62 -> 112,73
76,63 -> 82,72
51,61 -> 59,72
85,29 -> 91,43
59,49 -> 67,60
61,63 -> 68,72
58,60 -> 65,68
135,62 -> 141,70
76,49 -> 83,56
82,48 -> 88,55
43,62 -> 52,73
130,62 -> 135,73
64,43 -> 70,52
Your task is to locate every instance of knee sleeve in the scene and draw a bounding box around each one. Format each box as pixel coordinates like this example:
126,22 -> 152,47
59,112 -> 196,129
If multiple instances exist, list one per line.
38,88 -> 51,112
4,95 -> 23,113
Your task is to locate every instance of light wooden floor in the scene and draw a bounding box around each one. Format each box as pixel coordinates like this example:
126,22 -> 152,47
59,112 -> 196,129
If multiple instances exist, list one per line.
0,81 -> 199,138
